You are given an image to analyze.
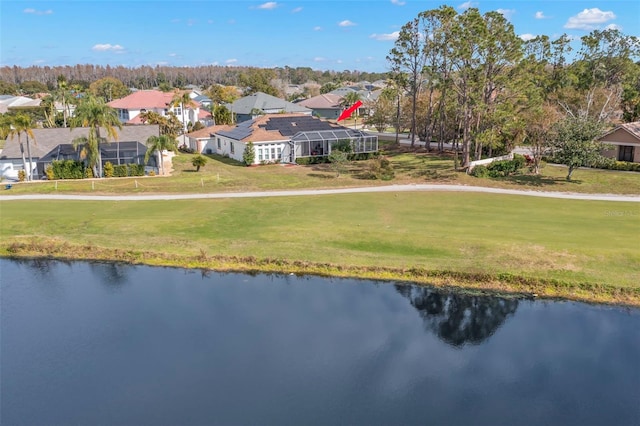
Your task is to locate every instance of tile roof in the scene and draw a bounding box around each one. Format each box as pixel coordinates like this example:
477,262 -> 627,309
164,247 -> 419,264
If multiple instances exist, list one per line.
297,93 -> 342,109
186,124 -> 233,139
1,125 -> 160,160
198,109 -> 212,120
107,90 -> 195,110
228,92 -> 312,115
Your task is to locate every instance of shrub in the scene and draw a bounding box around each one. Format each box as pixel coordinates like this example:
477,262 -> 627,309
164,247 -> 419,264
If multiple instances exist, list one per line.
243,141 -> 256,166
113,164 -> 128,177
103,161 -> 114,178
362,156 -> 395,180
51,160 -> 85,179
148,170 -> 156,176
470,165 -> 489,178
295,157 -> 310,165
470,155 -> 526,179
18,170 -> 26,182
128,164 -> 145,176
45,165 -> 55,180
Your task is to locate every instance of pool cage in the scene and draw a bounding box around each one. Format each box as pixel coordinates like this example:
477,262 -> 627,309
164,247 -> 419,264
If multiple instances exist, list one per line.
285,129 -> 378,163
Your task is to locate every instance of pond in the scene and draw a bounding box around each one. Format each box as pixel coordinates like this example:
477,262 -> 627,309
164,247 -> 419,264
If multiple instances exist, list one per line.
1,259 -> 639,425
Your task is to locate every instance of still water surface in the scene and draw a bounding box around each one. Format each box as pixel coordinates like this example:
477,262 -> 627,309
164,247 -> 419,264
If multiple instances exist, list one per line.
1,259 -> 639,425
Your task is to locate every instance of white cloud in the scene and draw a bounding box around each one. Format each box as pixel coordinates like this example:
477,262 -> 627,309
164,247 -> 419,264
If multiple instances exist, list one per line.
207,19 -> 214,24
23,8 -> 53,15
168,53 -> 177,57
369,31 -> 400,41
257,2 -> 277,10
497,9 -> 515,19
34,59 -> 46,64
391,0 -> 406,5
338,20 -> 356,27
225,58 -> 238,64
519,33 -> 536,41
156,61 -> 169,66
292,6 -> 302,13
564,8 -> 616,30
605,23 -> 622,31
314,57 -> 326,62
535,11 -> 547,19
92,44 -> 124,52
313,26 -> 322,31
336,59 -> 343,64
457,1 -> 477,10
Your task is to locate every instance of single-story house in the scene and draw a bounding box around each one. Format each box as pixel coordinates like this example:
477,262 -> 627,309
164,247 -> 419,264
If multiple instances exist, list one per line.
227,92 -> 312,123
0,125 -> 160,180
186,124 -> 233,154
297,93 -> 343,120
212,113 -> 378,165
599,122 -> 640,163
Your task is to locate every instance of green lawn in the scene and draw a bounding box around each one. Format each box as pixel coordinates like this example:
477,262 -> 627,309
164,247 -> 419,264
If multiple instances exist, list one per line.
2,192 -> 638,290
2,146 -> 639,195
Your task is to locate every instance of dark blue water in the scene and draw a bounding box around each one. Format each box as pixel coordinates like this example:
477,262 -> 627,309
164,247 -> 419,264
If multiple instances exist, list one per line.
1,259 -> 639,426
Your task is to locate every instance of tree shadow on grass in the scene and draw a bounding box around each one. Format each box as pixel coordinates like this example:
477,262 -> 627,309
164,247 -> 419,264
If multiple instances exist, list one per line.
502,174 -> 582,187
307,173 -> 336,179
205,154 -> 245,167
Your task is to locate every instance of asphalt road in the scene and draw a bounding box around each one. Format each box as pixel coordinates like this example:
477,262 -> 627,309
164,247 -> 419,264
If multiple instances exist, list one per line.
1,184 -> 639,202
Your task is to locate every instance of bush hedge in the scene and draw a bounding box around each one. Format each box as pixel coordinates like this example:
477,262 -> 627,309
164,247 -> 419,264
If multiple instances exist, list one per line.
51,160 -> 86,179
470,154 -> 526,178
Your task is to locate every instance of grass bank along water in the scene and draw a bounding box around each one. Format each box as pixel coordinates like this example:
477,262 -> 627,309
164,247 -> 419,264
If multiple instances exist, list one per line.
1,192 -> 639,306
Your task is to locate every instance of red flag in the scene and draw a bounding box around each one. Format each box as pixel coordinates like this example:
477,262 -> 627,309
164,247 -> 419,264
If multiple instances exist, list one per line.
337,100 -> 363,121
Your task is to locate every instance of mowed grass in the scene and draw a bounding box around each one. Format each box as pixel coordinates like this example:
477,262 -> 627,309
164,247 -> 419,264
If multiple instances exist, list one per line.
2,145 -> 639,195
2,192 -> 638,288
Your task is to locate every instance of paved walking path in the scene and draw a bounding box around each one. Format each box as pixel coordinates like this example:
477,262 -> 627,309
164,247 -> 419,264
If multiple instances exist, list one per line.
1,184 -> 639,202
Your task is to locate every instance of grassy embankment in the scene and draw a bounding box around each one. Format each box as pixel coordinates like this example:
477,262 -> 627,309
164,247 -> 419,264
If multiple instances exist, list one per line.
2,143 -> 640,195
2,191 -> 639,306
1,144 -> 639,305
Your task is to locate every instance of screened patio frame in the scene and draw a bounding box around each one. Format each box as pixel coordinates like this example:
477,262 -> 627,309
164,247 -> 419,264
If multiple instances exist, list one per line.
287,129 -> 378,163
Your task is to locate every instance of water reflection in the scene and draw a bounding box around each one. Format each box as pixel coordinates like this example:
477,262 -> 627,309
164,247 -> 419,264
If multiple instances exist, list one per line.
89,262 -> 130,290
395,284 -> 519,347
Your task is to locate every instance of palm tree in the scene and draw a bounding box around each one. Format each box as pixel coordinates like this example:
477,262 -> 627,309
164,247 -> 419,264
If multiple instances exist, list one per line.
56,76 -> 74,128
192,155 -> 207,172
171,90 -> 195,147
8,114 -> 36,181
70,95 -> 121,178
144,135 -> 178,175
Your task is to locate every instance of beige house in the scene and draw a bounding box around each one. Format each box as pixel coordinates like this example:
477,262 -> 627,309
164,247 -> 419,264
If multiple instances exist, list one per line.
599,122 -> 640,163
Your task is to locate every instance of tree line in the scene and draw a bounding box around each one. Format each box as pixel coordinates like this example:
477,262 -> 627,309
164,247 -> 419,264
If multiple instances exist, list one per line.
0,64 -> 388,93
374,6 -> 639,169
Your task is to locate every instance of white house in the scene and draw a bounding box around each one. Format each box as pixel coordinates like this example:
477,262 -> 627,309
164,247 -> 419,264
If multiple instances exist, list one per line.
107,90 -> 203,127
209,113 -> 378,165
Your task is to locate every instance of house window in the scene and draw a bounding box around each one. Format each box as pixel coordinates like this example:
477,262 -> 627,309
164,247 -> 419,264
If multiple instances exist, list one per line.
271,147 -> 275,159
217,138 -> 221,149
230,143 -> 235,154
174,107 -> 182,115
119,109 -> 129,121
277,147 -> 282,158
618,146 -> 634,162
258,148 -> 263,161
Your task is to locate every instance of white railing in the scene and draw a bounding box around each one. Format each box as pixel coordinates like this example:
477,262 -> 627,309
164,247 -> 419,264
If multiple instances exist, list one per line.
467,153 -> 513,172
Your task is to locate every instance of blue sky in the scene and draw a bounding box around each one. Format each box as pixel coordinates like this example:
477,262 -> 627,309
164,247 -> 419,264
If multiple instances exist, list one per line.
1,0 -> 639,72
